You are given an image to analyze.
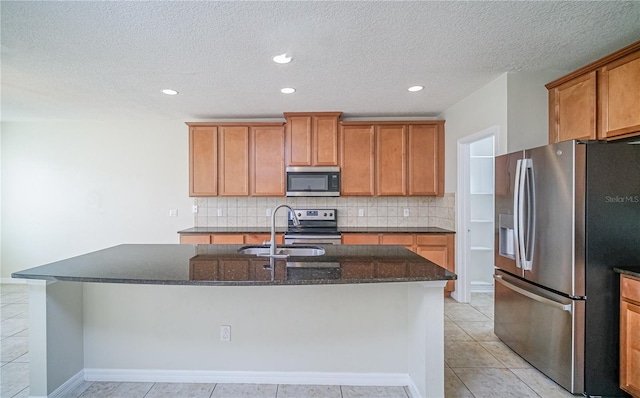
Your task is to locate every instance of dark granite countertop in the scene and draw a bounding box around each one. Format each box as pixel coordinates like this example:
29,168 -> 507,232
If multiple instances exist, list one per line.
178,227 -> 455,234
12,244 -> 456,286
614,266 -> 640,279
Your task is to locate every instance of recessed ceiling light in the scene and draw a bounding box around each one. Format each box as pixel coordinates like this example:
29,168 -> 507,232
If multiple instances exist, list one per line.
162,89 -> 179,95
273,53 -> 292,64
408,85 -> 424,92
280,87 -> 296,94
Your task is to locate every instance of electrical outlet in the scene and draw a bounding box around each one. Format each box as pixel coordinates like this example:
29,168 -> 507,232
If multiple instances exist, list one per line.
358,209 -> 365,217
169,209 -> 178,217
266,208 -> 271,217
403,208 -> 410,217
217,209 -> 223,217
192,205 -> 198,214
220,325 -> 231,342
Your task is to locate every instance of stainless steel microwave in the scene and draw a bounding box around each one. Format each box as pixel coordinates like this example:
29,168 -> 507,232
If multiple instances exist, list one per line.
286,167 -> 340,197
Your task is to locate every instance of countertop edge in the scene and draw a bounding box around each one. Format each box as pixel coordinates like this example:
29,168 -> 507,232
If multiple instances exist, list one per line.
614,267 -> 640,279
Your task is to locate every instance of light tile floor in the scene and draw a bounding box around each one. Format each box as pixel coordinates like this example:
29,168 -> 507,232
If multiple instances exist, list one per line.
1,284 -> 573,397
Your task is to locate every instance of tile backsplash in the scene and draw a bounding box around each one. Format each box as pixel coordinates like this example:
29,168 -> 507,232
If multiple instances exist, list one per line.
194,193 -> 455,231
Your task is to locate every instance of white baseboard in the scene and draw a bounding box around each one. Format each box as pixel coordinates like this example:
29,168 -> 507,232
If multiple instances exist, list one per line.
1,278 -> 27,285
84,368 -> 412,388
470,281 -> 494,293
42,369 -> 86,398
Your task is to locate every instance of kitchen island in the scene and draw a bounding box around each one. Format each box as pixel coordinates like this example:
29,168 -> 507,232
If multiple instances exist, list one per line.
13,244 -> 455,398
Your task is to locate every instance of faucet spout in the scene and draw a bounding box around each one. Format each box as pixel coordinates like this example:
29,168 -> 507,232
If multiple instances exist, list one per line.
270,204 -> 299,257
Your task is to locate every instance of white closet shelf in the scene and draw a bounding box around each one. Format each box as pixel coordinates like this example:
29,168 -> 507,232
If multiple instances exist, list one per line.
471,246 -> 493,251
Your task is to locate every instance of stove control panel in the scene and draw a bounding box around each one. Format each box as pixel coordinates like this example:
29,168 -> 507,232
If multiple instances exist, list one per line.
291,208 -> 337,221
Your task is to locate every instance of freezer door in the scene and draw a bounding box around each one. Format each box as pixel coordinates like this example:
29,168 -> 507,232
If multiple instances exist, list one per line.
494,270 -> 584,394
494,150 -> 524,277
524,141 -> 585,297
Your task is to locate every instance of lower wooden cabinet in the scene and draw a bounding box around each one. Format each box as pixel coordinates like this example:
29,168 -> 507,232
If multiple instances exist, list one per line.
415,234 -> 455,293
620,274 -> 640,397
341,232 -> 456,294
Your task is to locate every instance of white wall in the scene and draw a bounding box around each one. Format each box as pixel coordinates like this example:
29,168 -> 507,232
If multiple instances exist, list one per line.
1,120 -> 194,278
506,71 -> 565,152
82,283 -> 408,373
438,70 -> 568,193
438,74 -> 508,193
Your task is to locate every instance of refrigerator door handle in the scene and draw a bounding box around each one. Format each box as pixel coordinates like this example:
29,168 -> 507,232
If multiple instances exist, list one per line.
513,159 -> 523,268
494,274 -> 572,313
521,158 -> 535,271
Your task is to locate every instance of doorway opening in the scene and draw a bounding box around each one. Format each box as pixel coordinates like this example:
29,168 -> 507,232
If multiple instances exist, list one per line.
454,127 -> 498,303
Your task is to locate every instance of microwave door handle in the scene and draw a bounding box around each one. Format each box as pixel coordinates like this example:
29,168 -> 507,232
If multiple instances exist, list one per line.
513,159 -> 523,268
522,159 -> 535,271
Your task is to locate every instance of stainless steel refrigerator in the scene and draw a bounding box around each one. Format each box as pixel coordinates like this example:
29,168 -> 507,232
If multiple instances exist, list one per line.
494,139 -> 640,397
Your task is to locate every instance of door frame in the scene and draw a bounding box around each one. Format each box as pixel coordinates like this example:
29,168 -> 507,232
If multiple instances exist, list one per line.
454,126 -> 500,303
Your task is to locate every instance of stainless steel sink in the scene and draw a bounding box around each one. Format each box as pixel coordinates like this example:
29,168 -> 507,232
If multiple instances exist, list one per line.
237,245 -> 325,257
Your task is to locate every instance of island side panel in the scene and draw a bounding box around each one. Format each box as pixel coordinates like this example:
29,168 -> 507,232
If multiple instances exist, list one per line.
28,280 -> 84,397
408,281 -> 446,398
82,283 -> 409,379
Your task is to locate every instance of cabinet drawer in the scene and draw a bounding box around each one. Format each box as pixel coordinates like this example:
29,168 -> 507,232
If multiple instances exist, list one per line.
180,234 -> 212,244
621,275 -> 640,304
416,234 -> 448,245
212,234 -> 245,244
342,234 -> 380,245
380,234 -> 414,246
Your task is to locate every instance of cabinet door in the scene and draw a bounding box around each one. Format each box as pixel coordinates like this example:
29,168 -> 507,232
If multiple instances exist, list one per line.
251,126 -> 285,196
285,115 -> 312,166
549,72 -> 597,143
313,114 -> 339,166
190,126 -> 218,196
376,125 -> 407,196
218,126 -> 249,196
380,234 -> 414,251
340,125 -> 375,196
600,50 -> 640,139
342,233 -> 380,245
620,296 -> 640,397
408,124 -> 443,196
416,234 -> 455,293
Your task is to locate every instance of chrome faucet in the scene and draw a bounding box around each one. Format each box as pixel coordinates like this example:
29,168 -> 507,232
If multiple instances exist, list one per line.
270,204 -> 300,257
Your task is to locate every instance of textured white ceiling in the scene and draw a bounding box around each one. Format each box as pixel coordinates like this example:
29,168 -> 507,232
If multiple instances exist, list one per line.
2,1 -> 640,122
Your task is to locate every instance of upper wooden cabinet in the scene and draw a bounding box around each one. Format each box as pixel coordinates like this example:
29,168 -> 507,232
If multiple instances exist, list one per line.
547,40 -> 640,143
340,121 -> 444,196
189,126 -> 218,196
340,124 -> 376,196
600,50 -> 640,139
284,112 -> 341,166
377,125 -> 407,196
218,126 -> 250,196
408,124 -> 444,196
250,126 -> 285,196
187,122 -> 284,197
548,71 -> 597,142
